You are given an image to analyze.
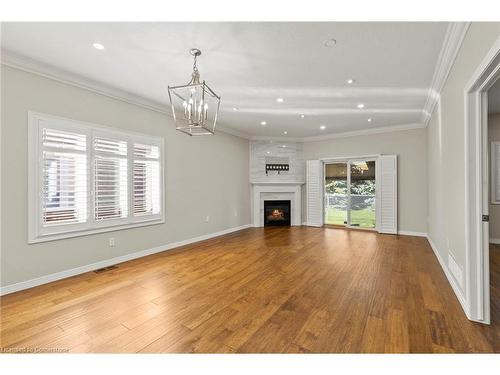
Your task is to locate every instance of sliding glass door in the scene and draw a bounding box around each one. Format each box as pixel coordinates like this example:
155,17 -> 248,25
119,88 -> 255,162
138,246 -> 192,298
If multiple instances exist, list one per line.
324,163 -> 348,225
324,159 -> 376,229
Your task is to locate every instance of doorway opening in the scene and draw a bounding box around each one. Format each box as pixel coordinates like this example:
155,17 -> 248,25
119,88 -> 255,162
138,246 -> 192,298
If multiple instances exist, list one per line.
465,36 -> 500,324
486,76 -> 500,326
324,159 -> 376,229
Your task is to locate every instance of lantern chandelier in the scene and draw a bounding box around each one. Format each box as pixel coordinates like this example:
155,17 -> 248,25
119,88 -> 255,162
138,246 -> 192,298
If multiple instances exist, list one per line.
168,48 -> 221,136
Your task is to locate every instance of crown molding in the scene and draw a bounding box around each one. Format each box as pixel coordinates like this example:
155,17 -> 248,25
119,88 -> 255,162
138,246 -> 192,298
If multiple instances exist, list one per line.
243,123 -> 426,143
1,49 -> 171,114
0,49 -> 432,143
1,49 -> 250,140
301,123 -> 426,142
421,22 -> 470,124
250,135 -> 303,142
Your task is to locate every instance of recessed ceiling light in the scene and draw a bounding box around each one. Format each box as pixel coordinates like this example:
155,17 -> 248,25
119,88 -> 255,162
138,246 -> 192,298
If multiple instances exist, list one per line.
300,114 -> 305,118
260,121 -> 267,126
324,38 -> 337,47
276,97 -> 284,103
320,125 -> 326,130
357,103 -> 365,109
347,79 -> 355,84
283,131 -> 288,135
266,151 -> 271,154
367,118 -> 372,122
232,107 -> 239,111
92,42 -> 105,50
282,145 -> 287,148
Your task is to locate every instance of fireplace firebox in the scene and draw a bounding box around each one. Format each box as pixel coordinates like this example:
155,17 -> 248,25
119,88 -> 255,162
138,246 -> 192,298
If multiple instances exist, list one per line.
264,200 -> 291,226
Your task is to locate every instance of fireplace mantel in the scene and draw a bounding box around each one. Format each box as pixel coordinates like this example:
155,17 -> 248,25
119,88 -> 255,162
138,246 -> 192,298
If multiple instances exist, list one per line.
251,182 -> 303,227
250,181 -> 305,185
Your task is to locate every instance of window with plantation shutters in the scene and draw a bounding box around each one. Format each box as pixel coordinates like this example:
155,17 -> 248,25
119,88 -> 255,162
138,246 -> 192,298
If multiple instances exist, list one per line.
29,112 -> 164,243
41,128 -> 88,226
94,136 -> 128,221
133,143 -> 161,217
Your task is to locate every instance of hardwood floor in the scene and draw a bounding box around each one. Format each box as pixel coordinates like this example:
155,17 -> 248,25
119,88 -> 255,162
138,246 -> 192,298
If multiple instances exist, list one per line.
1,227 -> 499,353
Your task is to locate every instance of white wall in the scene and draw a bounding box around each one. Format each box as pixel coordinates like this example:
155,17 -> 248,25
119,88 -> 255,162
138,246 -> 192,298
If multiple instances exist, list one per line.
302,127 -> 427,234
426,23 -> 500,294
0,65 -> 250,287
488,113 -> 500,241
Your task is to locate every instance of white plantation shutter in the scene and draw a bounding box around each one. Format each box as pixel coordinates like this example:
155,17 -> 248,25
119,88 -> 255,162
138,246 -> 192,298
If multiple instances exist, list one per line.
306,160 -> 324,227
41,128 -> 88,226
29,112 -> 165,243
377,154 -> 397,234
133,143 -> 161,216
93,136 -> 128,221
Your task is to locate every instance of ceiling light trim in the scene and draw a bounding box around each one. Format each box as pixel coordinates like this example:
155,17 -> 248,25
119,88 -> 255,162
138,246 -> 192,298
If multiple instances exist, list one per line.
421,22 -> 470,124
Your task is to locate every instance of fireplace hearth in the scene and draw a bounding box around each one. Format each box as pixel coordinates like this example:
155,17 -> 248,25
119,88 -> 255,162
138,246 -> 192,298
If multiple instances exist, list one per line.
264,200 -> 291,226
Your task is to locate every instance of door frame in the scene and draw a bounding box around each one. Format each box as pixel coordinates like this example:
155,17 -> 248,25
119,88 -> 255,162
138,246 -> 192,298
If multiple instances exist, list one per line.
322,155 -> 380,231
465,36 -> 500,324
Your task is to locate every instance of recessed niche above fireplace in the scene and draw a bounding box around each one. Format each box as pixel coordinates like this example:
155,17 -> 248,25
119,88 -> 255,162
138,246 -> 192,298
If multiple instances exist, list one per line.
265,156 -> 289,175
264,200 -> 291,226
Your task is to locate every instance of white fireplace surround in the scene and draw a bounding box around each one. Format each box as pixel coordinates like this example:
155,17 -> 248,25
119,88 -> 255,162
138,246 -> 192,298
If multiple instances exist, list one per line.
251,182 -> 304,227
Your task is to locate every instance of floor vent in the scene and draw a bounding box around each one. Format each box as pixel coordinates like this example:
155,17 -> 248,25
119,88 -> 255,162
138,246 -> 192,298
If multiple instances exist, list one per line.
94,265 -> 118,274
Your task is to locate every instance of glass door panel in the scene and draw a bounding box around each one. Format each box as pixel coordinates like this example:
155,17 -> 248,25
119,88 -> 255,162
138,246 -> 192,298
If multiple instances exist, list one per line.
324,163 -> 348,225
349,161 -> 376,228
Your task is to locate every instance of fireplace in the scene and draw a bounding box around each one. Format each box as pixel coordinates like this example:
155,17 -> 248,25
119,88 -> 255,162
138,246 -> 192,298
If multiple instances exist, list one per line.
264,200 -> 291,226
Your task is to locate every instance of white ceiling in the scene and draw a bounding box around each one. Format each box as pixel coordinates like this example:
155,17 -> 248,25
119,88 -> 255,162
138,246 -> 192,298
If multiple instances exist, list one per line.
1,22 -> 450,138
489,79 -> 500,114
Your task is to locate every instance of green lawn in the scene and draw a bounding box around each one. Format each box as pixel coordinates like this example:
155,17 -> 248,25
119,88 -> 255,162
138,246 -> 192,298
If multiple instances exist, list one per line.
325,207 -> 376,228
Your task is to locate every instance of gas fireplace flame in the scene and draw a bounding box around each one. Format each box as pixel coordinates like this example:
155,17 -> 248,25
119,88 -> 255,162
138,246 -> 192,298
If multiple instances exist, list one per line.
271,209 -> 284,218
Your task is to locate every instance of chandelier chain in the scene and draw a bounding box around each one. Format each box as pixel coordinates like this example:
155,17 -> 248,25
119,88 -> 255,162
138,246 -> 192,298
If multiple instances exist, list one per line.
193,54 -> 199,73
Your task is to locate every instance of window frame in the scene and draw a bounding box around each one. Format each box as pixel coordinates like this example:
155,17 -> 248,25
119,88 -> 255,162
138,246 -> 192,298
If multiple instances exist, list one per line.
28,112 -> 165,243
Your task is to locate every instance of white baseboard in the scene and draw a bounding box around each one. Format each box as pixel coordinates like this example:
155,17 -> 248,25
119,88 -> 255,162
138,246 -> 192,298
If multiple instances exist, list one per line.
426,235 -> 469,317
0,224 -> 252,296
489,238 -> 500,244
398,230 -> 428,237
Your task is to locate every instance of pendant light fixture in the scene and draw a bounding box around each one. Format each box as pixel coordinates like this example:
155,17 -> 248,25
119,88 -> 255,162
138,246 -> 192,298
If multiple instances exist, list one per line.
168,48 -> 221,136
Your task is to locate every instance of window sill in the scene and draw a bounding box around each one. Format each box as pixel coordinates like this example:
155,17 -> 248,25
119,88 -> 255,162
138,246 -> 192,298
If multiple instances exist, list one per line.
28,217 -> 165,244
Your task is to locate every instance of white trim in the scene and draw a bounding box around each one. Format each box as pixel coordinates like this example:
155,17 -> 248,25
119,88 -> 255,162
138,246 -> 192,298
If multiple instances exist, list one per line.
2,49 -> 169,114
1,51 -> 431,142
28,111 -> 166,243
464,36 -> 500,324
320,154 -> 381,163
426,235 -> 469,317
248,124 -> 426,143
250,181 -> 305,185
0,53 -> 247,140
422,22 -> 470,124
250,135 -> 303,142
0,224 -> 252,296
301,123 -> 425,143
397,230 -> 427,237
489,238 -> 500,244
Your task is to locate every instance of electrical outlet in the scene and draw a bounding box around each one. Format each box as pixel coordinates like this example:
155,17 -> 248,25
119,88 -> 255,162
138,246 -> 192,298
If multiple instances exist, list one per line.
234,210 -> 238,217
205,215 -> 210,222
109,237 -> 115,247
